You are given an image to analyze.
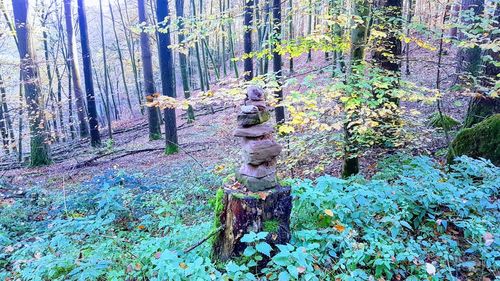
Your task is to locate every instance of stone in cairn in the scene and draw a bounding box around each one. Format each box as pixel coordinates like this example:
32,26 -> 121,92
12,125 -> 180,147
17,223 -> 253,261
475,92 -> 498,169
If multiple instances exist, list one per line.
234,86 -> 282,192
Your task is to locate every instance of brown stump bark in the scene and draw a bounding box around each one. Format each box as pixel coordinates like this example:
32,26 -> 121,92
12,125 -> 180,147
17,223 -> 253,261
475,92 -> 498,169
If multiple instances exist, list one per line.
211,185 -> 292,262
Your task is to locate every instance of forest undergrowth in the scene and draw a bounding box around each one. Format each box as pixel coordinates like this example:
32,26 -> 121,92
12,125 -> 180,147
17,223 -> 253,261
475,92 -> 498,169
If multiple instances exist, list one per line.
0,156 -> 498,280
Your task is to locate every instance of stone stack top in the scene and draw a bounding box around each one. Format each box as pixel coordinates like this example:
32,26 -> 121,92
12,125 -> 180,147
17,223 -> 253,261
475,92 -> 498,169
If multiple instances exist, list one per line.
234,86 -> 282,192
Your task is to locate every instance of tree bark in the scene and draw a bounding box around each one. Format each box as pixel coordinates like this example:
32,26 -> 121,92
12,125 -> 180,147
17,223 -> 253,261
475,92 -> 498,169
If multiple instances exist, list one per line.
138,0 -> 162,140
244,0 -> 255,81
108,0 -> 134,115
156,0 -> 179,153
175,0 -> 195,122
13,0 -> 52,166
64,0 -> 90,139
341,0 -> 370,178
273,0 -> 285,124
77,0 -> 102,147
456,0 -> 484,80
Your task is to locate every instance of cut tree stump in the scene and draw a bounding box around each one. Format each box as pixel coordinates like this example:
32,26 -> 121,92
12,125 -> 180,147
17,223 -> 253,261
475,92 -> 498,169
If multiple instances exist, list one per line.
211,185 -> 292,262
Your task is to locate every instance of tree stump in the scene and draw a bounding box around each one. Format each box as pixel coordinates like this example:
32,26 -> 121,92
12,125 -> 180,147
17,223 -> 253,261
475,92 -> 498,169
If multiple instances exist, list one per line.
211,185 -> 292,262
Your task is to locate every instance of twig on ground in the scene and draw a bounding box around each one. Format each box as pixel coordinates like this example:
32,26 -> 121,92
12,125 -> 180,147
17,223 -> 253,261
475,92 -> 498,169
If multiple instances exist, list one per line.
183,225 -> 225,254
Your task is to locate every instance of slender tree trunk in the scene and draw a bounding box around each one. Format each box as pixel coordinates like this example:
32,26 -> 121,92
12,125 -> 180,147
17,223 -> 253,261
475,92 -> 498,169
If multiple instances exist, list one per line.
373,0 -> 402,104
0,77 -> 10,153
109,0 -> 134,115
307,0 -> 313,62
456,0 -> 484,80
405,0 -> 414,75
273,0 -> 285,123
117,0 -> 144,115
244,0 -> 255,81
157,0 -> 179,154
138,0 -> 162,140
64,0 -> 90,139
288,0 -> 294,73
341,0 -> 370,178
99,0 -> 114,138
13,0 -> 52,166
77,0 -> 102,147
0,74 -> 15,153
463,4 -> 499,128
175,0 -> 195,122
40,12 -> 60,143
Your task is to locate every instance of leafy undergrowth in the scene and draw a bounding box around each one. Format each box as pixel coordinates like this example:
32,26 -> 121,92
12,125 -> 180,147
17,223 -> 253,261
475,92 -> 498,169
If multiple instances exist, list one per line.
0,157 -> 498,280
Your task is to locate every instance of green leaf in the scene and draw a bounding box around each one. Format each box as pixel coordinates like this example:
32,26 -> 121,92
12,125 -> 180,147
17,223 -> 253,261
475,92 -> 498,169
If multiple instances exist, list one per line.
243,246 -> 256,257
256,242 -> 272,257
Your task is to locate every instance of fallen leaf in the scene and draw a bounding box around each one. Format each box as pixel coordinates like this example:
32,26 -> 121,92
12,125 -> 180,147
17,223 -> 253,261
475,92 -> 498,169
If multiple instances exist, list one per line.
334,224 -> 345,232
324,209 -> 334,217
179,262 -> 188,269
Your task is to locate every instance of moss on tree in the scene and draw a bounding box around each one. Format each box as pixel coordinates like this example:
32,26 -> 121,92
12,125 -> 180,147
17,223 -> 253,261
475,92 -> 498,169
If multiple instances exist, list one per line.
263,219 -> 279,233
448,114 -> 500,165
165,143 -> 179,155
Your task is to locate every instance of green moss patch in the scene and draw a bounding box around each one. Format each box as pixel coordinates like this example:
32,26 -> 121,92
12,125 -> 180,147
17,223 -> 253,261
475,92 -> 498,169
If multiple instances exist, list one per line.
448,114 -> 500,165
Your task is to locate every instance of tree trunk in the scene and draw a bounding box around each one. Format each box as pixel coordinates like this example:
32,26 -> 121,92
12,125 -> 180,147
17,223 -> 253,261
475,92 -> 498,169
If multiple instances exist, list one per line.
138,0 -> 162,140
64,0 -> 90,139
13,0 -> 52,166
341,0 -> 370,178
244,0 -> 255,81
156,0 -> 179,153
273,0 -> 285,124
109,0 -> 134,115
462,5 -> 499,128
117,0 -> 144,115
77,0 -> 102,147
456,0 -> 484,81
175,0 -> 195,122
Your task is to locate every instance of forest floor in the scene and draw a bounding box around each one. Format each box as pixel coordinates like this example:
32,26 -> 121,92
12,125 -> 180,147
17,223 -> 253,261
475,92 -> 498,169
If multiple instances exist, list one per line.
0,41 -> 469,196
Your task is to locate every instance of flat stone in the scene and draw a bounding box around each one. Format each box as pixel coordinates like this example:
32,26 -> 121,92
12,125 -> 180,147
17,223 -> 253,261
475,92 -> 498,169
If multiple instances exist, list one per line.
234,124 -> 274,138
237,111 -> 270,127
241,105 -> 259,114
237,173 -> 277,192
238,162 -> 276,179
242,139 -> 282,165
245,100 -> 267,111
247,86 -> 265,101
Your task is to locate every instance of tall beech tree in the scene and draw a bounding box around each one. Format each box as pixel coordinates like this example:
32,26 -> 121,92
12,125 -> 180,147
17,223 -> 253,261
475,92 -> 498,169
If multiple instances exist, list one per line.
77,0 -> 102,147
12,0 -> 52,166
138,0 -> 162,140
243,0 -> 254,81
175,0 -> 195,122
157,0 -> 179,154
64,0 -> 90,139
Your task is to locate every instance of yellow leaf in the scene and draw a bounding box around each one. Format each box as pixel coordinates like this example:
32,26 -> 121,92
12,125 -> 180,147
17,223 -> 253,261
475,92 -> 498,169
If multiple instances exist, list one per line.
179,262 -> 188,269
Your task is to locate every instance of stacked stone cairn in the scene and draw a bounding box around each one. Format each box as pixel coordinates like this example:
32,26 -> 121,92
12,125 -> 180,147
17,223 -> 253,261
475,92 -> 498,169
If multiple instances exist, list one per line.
234,86 -> 282,192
